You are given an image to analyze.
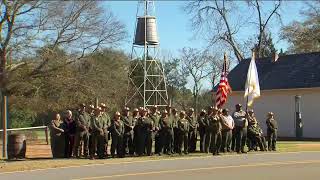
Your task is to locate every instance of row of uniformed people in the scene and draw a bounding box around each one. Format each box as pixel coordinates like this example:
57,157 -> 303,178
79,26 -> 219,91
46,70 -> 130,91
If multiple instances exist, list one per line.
49,103 -> 278,159
49,103 -> 200,158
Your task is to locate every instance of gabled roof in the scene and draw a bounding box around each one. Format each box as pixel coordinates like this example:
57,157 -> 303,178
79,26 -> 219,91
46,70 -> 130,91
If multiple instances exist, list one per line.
227,52 -> 320,91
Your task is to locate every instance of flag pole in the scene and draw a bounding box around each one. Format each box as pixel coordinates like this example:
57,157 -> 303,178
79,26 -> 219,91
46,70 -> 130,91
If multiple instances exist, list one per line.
245,49 -> 255,112
217,52 -> 227,108
223,52 -> 227,109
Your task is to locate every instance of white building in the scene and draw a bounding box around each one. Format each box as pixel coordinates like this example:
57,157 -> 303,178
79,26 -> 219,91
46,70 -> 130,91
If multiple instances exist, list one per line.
224,52 -> 320,138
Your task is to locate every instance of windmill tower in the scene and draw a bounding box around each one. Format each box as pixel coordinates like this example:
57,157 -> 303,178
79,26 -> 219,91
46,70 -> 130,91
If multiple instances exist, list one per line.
125,0 -> 168,108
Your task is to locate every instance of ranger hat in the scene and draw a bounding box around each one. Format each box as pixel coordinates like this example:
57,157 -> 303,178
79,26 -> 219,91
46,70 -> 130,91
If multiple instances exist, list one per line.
133,108 -> 139,112
123,106 -> 130,111
143,108 -> 149,112
222,108 -> 229,113
100,103 -> 107,108
89,104 -> 94,109
180,111 -> 186,115
162,110 -> 168,114
268,112 -> 274,116
201,109 -> 206,113
212,106 -> 218,111
189,108 -> 194,112
115,111 -> 121,116
95,106 -> 102,111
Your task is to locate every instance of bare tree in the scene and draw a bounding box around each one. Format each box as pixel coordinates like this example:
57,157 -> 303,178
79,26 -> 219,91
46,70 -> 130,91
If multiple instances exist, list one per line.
185,0 -> 283,62
0,0 -> 44,89
0,0 -> 127,94
179,47 -> 217,114
29,1 -> 126,78
185,0 -> 244,63
247,0 -> 282,58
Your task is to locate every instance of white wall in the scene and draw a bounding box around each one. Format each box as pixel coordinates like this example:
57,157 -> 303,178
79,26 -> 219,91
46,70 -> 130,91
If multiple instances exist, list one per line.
223,88 -> 320,138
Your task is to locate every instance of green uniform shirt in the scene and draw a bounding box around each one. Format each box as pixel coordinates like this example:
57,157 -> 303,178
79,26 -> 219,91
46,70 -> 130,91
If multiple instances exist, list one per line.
121,115 -> 134,134
159,116 -> 172,130
76,111 -> 91,131
207,115 -> 222,132
248,124 -> 262,136
136,116 -> 154,133
171,114 -> 179,128
149,113 -> 160,129
177,118 -> 189,133
110,120 -> 124,136
198,116 -> 207,129
187,115 -> 197,131
91,115 -> 107,134
101,112 -> 111,126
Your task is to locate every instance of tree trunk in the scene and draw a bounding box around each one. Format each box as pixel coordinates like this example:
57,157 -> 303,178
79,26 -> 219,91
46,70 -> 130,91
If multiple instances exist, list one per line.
0,48 -> 7,90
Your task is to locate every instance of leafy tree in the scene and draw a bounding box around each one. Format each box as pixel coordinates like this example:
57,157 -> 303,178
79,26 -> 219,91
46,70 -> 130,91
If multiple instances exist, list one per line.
254,32 -> 277,58
164,58 -> 188,105
281,1 -> 320,53
8,48 -> 130,126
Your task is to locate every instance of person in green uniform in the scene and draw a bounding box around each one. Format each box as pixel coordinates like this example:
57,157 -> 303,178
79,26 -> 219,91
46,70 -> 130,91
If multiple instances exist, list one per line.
247,118 -> 266,151
74,103 -> 91,158
49,113 -> 66,158
171,108 -> 179,154
149,106 -> 160,155
177,111 -> 189,155
206,107 -> 222,155
135,108 -> 153,156
100,103 -> 111,156
165,105 -> 175,154
90,107 -> 106,159
122,107 -> 134,156
159,110 -> 173,155
198,109 -> 207,153
132,108 -> 139,155
87,104 -> 95,156
187,108 -> 197,153
110,111 -> 125,158
247,109 -> 258,151
266,112 -> 278,151
145,108 -> 154,156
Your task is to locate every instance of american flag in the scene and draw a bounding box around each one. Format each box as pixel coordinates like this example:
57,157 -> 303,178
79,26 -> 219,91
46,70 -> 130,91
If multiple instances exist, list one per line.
215,53 -> 232,108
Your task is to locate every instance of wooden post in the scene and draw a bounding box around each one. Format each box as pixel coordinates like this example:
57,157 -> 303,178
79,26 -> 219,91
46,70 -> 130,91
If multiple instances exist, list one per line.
45,126 -> 49,145
2,95 -> 7,159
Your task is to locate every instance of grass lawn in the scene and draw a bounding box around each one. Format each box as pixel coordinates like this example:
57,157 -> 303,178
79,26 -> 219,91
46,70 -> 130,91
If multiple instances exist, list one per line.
0,141 -> 320,173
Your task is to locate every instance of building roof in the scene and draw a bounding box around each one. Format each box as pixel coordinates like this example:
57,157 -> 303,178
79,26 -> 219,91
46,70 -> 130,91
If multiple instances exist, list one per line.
227,52 -> 320,91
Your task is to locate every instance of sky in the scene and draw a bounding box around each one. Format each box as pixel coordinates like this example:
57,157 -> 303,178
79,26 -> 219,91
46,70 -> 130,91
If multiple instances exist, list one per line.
103,1 -> 308,90
104,1 -> 307,56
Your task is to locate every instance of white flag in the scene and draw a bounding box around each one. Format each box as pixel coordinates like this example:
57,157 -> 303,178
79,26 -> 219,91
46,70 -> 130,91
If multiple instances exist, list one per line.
244,52 -> 260,107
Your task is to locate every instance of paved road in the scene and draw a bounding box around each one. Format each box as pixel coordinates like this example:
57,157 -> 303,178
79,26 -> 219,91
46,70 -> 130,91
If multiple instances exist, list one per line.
1,151 -> 320,180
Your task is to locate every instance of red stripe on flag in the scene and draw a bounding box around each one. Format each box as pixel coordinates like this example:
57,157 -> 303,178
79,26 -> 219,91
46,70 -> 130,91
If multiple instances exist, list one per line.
215,55 -> 231,108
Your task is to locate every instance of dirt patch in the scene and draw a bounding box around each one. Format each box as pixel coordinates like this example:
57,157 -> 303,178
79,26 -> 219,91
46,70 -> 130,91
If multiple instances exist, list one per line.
0,143 -> 52,159
297,144 -> 320,148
